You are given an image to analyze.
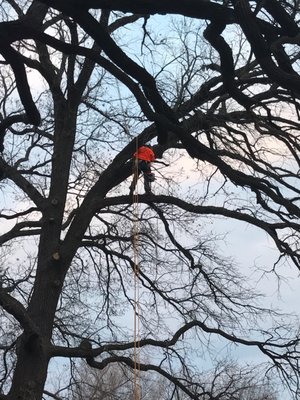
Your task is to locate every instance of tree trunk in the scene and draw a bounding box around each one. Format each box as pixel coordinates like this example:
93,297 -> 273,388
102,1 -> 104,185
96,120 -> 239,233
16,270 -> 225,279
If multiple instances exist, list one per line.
7,101 -> 78,400
7,334 -> 49,400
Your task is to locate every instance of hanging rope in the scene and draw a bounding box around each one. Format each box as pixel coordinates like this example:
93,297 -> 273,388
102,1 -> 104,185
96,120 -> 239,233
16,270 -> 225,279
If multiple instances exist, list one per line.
132,139 -> 141,400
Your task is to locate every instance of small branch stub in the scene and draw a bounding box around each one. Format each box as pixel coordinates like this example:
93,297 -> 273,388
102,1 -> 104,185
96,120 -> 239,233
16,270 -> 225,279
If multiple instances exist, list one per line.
52,252 -> 60,261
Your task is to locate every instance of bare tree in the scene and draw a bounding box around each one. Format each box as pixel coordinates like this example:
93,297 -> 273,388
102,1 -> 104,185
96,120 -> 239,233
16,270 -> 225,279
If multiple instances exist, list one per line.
68,361 -> 279,400
0,1 -> 300,399
69,362 -> 167,400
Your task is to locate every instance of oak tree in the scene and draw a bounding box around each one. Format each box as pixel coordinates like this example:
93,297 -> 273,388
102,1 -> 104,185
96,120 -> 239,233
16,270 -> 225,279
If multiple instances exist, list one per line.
0,1 -> 300,399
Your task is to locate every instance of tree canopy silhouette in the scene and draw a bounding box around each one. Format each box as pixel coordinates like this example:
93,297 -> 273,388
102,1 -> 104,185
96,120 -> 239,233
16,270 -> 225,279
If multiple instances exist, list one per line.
0,1 -> 300,399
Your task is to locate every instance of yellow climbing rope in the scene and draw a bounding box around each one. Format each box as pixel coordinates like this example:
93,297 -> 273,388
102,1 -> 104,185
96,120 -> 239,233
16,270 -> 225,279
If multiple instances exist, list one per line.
132,141 -> 141,400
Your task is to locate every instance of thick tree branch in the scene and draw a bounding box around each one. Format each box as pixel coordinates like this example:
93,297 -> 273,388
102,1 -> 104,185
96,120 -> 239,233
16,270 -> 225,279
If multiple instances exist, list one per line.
0,288 -> 38,335
0,158 -> 45,208
233,0 -> 300,97
0,44 -> 40,126
0,114 -> 29,152
0,222 -> 41,246
91,194 -> 299,266
38,0 -> 235,22
51,319 -> 300,369
203,20 -> 254,109
87,355 -> 209,400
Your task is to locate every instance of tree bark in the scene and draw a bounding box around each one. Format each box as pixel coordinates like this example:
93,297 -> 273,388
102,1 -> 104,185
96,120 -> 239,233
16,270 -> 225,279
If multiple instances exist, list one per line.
7,99 -> 78,400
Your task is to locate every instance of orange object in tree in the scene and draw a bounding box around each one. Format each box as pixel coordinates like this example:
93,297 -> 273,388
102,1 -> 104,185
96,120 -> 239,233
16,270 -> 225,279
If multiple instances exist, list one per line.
134,146 -> 155,162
